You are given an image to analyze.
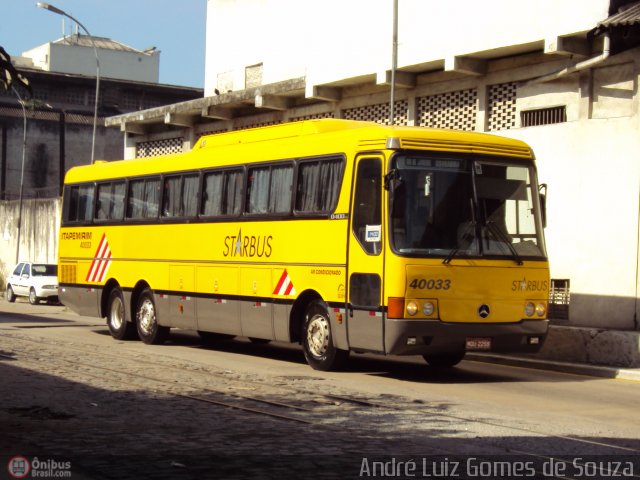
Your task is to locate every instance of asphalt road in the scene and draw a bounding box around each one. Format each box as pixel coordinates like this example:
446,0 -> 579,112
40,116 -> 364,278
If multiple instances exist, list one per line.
0,300 -> 638,479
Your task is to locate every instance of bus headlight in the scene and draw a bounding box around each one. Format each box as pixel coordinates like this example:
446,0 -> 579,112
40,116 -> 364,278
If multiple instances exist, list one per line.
525,302 -> 547,317
406,301 -> 418,316
422,302 -> 435,316
525,302 -> 535,317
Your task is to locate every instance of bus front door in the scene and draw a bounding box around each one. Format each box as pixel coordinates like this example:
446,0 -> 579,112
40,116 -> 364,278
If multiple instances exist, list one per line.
347,155 -> 385,353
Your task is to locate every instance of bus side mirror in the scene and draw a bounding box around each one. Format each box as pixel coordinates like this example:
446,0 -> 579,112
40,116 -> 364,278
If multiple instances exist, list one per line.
539,184 -> 547,228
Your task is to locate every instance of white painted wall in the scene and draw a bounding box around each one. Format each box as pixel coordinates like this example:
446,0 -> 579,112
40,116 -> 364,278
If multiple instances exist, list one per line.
204,0 -> 610,96
23,41 -> 160,83
503,116 -> 640,329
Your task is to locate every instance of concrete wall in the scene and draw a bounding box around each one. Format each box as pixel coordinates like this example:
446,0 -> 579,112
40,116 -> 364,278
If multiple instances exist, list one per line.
0,198 -> 60,289
1,112 -> 125,200
204,0 -> 610,96
24,42 -> 160,83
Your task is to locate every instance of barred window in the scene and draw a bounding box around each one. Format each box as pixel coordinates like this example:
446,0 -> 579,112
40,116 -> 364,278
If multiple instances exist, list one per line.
295,157 -> 344,213
521,106 -> 566,127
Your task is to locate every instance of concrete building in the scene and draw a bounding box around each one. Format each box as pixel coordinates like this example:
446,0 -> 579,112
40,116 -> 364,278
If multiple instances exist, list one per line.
88,0 -> 640,365
0,35 -> 203,283
21,34 -> 160,83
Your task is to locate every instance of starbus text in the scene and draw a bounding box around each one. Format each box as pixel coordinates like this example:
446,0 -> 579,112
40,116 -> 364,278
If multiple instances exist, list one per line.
223,234 -> 273,258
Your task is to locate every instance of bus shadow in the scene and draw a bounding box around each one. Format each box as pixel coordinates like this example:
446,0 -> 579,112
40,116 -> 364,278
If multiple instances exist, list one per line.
0,311 -> 75,325
158,330 -> 587,385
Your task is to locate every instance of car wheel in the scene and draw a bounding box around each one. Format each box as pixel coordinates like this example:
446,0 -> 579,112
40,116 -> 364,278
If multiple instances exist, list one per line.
107,288 -> 137,340
29,288 -> 40,305
6,285 -> 16,303
301,299 -> 348,371
135,288 -> 169,345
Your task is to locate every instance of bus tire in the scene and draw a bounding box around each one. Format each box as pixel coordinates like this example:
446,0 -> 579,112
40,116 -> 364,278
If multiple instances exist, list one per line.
107,288 -> 137,340
6,285 -> 16,303
423,351 -> 465,368
135,288 -> 169,345
301,300 -> 348,371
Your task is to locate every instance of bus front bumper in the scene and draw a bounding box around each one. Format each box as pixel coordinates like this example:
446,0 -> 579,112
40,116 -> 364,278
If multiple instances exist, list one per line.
384,318 -> 549,356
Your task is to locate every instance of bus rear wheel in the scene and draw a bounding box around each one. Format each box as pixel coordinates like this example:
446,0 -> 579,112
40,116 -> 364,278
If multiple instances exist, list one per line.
301,300 -> 348,371
107,288 -> 137,340
423,351 -> 465,368
136,289 -> 169,345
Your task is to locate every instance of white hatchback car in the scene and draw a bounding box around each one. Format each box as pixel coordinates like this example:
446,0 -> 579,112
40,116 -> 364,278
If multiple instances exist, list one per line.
6,262 -> 59,305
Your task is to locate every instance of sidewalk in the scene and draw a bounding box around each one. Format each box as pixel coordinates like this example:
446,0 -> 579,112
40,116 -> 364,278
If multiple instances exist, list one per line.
467,352 -> 640,382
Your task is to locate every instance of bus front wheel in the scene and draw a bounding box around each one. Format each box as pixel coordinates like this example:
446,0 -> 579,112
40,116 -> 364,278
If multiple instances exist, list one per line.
107,288 -> 137,340
423,351 -> 465,368
136,289 -> 169,345
301,300 -> 348,371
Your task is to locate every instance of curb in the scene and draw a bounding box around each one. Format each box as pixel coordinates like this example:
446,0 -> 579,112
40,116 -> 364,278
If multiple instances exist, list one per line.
466,353 -> 640,382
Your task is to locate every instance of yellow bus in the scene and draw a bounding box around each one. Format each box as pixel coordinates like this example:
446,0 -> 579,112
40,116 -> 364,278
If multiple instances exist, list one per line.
58,119 -> 549,371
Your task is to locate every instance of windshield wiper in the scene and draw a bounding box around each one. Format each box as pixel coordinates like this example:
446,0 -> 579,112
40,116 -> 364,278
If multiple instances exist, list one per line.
485,221 -> 523,265
442,221 -> 475,265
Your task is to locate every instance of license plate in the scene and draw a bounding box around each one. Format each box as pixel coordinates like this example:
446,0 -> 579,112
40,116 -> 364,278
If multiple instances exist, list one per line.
465,337 -> 492,351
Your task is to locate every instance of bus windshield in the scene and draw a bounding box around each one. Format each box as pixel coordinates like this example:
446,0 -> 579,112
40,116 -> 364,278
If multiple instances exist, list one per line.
389,154 -> 546,260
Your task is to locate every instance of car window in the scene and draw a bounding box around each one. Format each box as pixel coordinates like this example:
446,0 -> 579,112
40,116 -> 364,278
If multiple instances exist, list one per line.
32,265 -> 57,276
22,264 -> 31,276
12,263 -> 24,276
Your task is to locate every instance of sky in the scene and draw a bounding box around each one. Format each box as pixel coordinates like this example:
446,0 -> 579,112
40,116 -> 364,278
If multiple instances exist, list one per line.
0,0 -> 207,88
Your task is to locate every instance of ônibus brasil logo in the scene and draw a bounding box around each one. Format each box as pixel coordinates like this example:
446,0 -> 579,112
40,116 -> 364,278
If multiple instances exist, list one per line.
7,456 -> 30,479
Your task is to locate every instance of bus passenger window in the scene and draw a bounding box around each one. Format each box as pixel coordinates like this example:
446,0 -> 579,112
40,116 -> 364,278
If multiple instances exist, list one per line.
127,177 -> 160,219
162,176 -> 182,217
96,182 -> 125,221
182,174 -> 199,217
352,158 -> 382,255
202,171 -> 224,216
66,184 -> 94,223
202,169 -> 243,217
295,157 -> 344,213
246,164 -> 293,215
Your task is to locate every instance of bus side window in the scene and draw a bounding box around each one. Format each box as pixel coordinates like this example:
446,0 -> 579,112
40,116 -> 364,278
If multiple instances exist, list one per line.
162,176 -> 182,217
352,157 -> 382,255
66,184 -> 94,224
95,182 -> 125,221
295,157 -> 344,213
182,174 -> 199,217
127,177 -> 160,219
246,164 -> 293,215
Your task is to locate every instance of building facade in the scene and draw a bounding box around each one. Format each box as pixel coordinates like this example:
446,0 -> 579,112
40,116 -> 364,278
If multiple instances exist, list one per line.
0,35 -> 203,283
105,0 -> 640,333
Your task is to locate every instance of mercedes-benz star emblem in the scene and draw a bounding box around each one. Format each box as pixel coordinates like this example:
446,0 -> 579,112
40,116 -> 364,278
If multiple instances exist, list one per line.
478,304 -> 491,319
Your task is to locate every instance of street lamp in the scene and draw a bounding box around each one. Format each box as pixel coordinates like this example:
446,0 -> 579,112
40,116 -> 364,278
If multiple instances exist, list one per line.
389,0 -> 398,126
12,87 -> 27,264
36,2 -> 100,164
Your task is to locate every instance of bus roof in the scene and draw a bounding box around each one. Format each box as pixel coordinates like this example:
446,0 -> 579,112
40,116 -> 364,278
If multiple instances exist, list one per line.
64,119 -> 534,184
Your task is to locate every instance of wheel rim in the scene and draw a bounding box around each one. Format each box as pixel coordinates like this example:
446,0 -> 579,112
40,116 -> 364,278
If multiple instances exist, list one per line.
138,298 -> 156,335
29,289 -> 36,303
110,295 -> 124,330
306,314 -> 330,358
7,286 -> 12,298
